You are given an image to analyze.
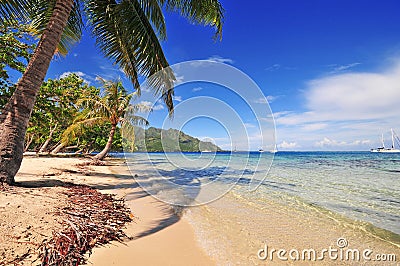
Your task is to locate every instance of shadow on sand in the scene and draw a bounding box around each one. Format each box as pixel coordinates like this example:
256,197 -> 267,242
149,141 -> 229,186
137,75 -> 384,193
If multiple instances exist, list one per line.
14,162 -> 206,241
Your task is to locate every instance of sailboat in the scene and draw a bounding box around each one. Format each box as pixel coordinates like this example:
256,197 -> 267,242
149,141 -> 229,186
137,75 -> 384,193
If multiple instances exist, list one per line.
371,129 -> 400,153
259,144 -> 278,153
269,144 -> 278,153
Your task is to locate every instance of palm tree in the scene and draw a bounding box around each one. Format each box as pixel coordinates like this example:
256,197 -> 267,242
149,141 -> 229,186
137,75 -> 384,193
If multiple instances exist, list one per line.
62,78 -> 149,160
0,0 -> 224,184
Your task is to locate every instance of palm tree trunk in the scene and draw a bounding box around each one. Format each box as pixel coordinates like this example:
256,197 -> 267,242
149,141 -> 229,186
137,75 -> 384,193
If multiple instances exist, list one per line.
38,124 -> 57,153
0,0 -> 74,185
24,134 -> 34,152
51,142 -> 65,155
94,124 -> 117,161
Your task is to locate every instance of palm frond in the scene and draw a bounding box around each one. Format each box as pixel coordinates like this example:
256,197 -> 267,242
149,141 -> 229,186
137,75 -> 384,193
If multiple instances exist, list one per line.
139,0 -> 167,40
29,0 -> 83,56
163,0 -> 224,40
126,102 -> 152,114
120,115 -> 149,126
58,0 -> 83,55
0,0 -> 31,23
84,0 -> 175,112
75,96 -> 112,119
62,116 -> 107,144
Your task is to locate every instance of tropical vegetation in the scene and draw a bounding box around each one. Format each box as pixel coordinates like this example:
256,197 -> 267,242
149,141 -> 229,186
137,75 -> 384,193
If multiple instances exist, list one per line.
26,73 -> 99,153
0,22 -> 35,109
61,78 -> 149,160
0,0 -> 224,185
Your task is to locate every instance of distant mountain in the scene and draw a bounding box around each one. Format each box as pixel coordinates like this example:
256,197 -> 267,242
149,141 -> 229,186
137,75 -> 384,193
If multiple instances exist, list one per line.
133,127 -> 222,152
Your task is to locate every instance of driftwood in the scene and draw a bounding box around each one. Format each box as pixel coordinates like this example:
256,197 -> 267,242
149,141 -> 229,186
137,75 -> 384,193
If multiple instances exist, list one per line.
40,185 -> 133,265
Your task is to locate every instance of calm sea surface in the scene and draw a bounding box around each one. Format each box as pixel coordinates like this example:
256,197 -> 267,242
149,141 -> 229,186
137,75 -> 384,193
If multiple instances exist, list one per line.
122,151 -> 400,261
124,151 -> 400,235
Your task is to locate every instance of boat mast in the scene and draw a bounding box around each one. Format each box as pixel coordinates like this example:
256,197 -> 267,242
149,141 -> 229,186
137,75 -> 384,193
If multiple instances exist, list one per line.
381,133 -> 385,148
391,128 -> 395,149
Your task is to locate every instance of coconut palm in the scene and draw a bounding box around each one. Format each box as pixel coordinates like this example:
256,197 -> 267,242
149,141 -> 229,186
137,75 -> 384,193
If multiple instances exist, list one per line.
62,78 -> 149,160
0,0 -> 224,184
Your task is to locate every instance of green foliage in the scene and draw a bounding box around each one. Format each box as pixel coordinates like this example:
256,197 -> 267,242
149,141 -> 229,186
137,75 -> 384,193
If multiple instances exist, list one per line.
0,22 -> 35,109
0,0 -> 224,113
61,78 -> 149,155
25,73 -> 99,151
68,122 -> 123,153
134,127 -> 222,152
1,0 -> 225,153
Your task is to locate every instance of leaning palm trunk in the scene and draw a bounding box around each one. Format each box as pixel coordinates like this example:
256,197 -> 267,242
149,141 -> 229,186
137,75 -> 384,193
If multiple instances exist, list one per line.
51,142 -> 65,155
0,0 -> 74,185
38,124 -> 58,153
94,124 -> 117,161
24,134 -> 35,152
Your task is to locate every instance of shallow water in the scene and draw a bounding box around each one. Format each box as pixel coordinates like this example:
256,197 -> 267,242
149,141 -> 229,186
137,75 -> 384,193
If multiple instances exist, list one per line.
124,152 -> 400,234
122,151 -> 400,263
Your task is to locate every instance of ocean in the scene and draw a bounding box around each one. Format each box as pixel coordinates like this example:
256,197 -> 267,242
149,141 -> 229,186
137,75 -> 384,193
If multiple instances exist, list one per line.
123,151 -> 400,263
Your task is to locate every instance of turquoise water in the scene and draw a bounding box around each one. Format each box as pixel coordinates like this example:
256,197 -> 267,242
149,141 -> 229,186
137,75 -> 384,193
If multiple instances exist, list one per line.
124,151 -> 400,237
267,152 -> 400,236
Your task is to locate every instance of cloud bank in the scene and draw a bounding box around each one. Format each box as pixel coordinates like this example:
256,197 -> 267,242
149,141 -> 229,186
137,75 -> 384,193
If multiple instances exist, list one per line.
275,60 -> 400,150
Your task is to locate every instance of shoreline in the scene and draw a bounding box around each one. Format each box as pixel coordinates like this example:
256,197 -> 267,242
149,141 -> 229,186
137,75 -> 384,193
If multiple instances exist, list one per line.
1,156 -> 212,265
183,189 -> 400,265
1,156 -> 398,265
88,159 -> 214,265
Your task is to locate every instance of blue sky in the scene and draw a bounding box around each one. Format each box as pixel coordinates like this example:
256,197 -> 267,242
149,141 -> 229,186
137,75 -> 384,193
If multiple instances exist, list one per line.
40,0 -> 400,151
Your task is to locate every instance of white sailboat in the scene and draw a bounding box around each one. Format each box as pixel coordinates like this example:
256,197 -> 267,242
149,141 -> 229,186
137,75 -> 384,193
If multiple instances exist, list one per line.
269,144 -> 278,153
259,144 -> 278,153
371,129 -> 400,153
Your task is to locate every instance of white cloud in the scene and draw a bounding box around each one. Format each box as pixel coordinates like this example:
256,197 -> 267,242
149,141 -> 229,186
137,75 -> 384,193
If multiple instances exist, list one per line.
330,62 -> 361,73
174,75 -> 185,85
59,71 -> 85,79
138,100 -> 164,111
315,137 -> 346,148
265,64 -> 281,71
265,64 -> 296,71
254,95 -> 278,104
274,60 -> 400,150
172,96 -> 182,102
138,101 -> 151,106
192,87 -> 203,92
153,104 -> 165,111
254,97 -> 267,104
301,123 -> 328,131
278,141 -> 298,149
276,61 -> 400,126
266,95 -> 278,103
271,111 -> 292,119
315,137 -> 371,148
207,55 -> 234,64
244,123 -> 256,128
59,71 -> 91,84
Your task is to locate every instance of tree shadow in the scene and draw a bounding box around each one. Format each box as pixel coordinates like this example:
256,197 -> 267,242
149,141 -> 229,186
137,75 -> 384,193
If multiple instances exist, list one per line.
119,166 -> 211,240
15,162 -> 216,241
15,179 -> 75,188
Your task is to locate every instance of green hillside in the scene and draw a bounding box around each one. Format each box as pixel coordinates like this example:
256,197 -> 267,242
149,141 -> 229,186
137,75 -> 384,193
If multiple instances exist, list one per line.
133,127 -> 222,152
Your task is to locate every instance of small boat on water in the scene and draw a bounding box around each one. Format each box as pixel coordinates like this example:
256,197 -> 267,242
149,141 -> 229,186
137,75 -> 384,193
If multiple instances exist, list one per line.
259,145 -> 278,153
269,144 -> 278,153
371,129 -> 400,153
